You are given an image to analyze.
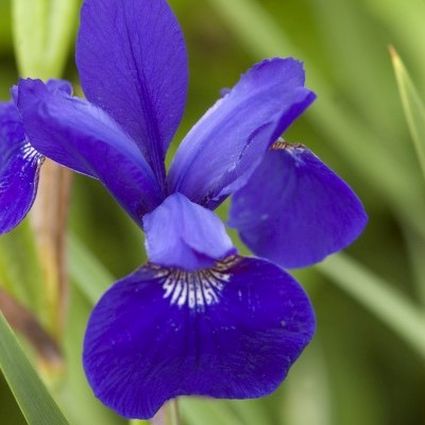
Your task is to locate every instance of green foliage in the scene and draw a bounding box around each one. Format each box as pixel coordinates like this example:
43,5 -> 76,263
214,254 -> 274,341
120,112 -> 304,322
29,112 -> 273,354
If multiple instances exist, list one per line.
12,0 -> 80,78
0,312 -> 70,425
391,47 -> 425,183
0,222 -> 45,323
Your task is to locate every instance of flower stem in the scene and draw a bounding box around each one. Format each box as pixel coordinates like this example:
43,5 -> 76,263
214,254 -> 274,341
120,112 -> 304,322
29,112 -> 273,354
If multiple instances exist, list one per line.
151,400 -> 180,425
30,161 -> 73,340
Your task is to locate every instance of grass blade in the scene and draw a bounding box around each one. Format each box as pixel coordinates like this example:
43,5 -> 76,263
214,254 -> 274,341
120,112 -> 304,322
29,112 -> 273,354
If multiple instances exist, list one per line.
0,312 -> 70,425
316,254 -> 425,359
391,46 -> 425,182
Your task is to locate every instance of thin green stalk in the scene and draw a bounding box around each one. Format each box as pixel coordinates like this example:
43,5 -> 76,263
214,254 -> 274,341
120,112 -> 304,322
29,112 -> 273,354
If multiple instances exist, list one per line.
391,46 -> 425,183
317,254 -> 425,359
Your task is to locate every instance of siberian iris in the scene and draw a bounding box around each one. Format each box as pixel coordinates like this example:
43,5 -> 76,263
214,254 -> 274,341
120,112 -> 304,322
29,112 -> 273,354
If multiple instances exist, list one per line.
0,0 -> 367,420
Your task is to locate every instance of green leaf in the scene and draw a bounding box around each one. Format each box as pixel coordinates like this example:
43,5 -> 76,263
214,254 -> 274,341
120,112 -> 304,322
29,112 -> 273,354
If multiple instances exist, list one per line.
316,254 -> 425,359
0,221 -> 46,326
0,312 -> 70,425
68,233 -> 115,305
12,0 -> 80,78
391,47 -> 425,183
57,284 -> 126,425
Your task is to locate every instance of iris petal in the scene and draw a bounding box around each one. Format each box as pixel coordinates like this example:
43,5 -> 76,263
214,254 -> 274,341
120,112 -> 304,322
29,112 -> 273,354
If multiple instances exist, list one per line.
17,79 -> 163,222
229,145 -> 368,268
0,101 -> 42,234
143,193 -> 236,271
168,58 -> 315,209
83,256 -> 315,419
0,79 -> 74,233
77,0 -> 188,183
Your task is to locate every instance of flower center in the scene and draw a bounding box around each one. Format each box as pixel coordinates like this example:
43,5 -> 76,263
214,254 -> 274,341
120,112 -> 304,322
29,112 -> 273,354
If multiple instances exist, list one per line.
149,256 -> 241,311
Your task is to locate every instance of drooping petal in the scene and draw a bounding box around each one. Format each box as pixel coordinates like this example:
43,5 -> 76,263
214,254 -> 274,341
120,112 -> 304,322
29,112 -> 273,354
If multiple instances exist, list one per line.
168,58 -> 316,209
17,79 -> 163,222
0,79 -> 74,234
0,101 -> 42,233
143,193 -> 236,271
229,145 -> 368,269
77,0 -> 188,183
83,256 -> 315,419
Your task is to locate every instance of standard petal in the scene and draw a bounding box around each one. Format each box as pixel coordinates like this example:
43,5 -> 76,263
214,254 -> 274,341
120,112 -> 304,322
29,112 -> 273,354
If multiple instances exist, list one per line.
0,101 -> 42,233
17,79 -> 163,221
77,0 -> 188,182
83,257 -> 315,419
168,58 -> 316,209
229,145 -> 368,268
143,193 -> 236,271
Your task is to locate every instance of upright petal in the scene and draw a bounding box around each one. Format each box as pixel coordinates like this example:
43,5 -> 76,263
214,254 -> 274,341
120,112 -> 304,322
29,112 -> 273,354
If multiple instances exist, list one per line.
168,58 -> 315,209
229,145 -> 368,268
83,257 -> 315,419
0,101 -> 42,233
143,193 -> 236,271
77,0 -> 189,183
17,79 -> 163,222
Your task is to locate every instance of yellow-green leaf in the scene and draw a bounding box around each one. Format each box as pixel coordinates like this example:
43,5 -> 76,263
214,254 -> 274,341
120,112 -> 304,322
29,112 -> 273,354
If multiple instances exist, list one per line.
391,46 -> 425,183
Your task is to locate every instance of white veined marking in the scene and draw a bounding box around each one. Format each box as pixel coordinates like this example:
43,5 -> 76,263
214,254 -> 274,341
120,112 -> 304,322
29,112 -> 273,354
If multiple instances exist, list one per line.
149,256 -> 241,311
21,142 -> 38,162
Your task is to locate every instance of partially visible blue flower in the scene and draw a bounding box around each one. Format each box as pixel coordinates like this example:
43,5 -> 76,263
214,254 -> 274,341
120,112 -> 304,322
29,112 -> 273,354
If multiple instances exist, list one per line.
0,0 -> 367,419
0,80 -> 72,233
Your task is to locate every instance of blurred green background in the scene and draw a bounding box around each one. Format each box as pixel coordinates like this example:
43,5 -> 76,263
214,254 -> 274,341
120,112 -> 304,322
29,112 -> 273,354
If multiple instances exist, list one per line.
1,0 -> 425,424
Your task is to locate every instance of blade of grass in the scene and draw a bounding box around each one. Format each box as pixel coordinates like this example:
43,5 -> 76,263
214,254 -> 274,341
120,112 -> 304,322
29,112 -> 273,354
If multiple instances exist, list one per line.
316,254 -> 425,359
0,312 -> 70,425
391,47 -> 425,182
0,222 -> 45,324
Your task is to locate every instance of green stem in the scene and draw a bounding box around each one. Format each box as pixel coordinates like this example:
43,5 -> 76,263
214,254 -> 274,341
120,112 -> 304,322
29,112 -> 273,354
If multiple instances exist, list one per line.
128,401 -> 180,425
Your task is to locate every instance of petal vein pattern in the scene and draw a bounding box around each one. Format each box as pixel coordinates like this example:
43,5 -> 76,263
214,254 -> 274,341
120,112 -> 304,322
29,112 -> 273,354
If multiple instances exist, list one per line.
150,256 -> 241,311
77,0 -> 188,183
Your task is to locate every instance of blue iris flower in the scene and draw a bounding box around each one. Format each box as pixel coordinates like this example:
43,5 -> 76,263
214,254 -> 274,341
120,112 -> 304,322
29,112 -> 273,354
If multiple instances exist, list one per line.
0,0 -> 367,419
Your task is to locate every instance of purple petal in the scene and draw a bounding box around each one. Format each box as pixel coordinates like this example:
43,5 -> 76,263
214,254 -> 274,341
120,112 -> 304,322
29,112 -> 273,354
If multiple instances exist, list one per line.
143,193 -> 236,271
77,0 -> 188,183
0,79 -> 74,233
0,101 -> 42,233
17,79 -> 163,222
229,145 -> 368,268
168,58 -> 316,209
83,256 -> 315,419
